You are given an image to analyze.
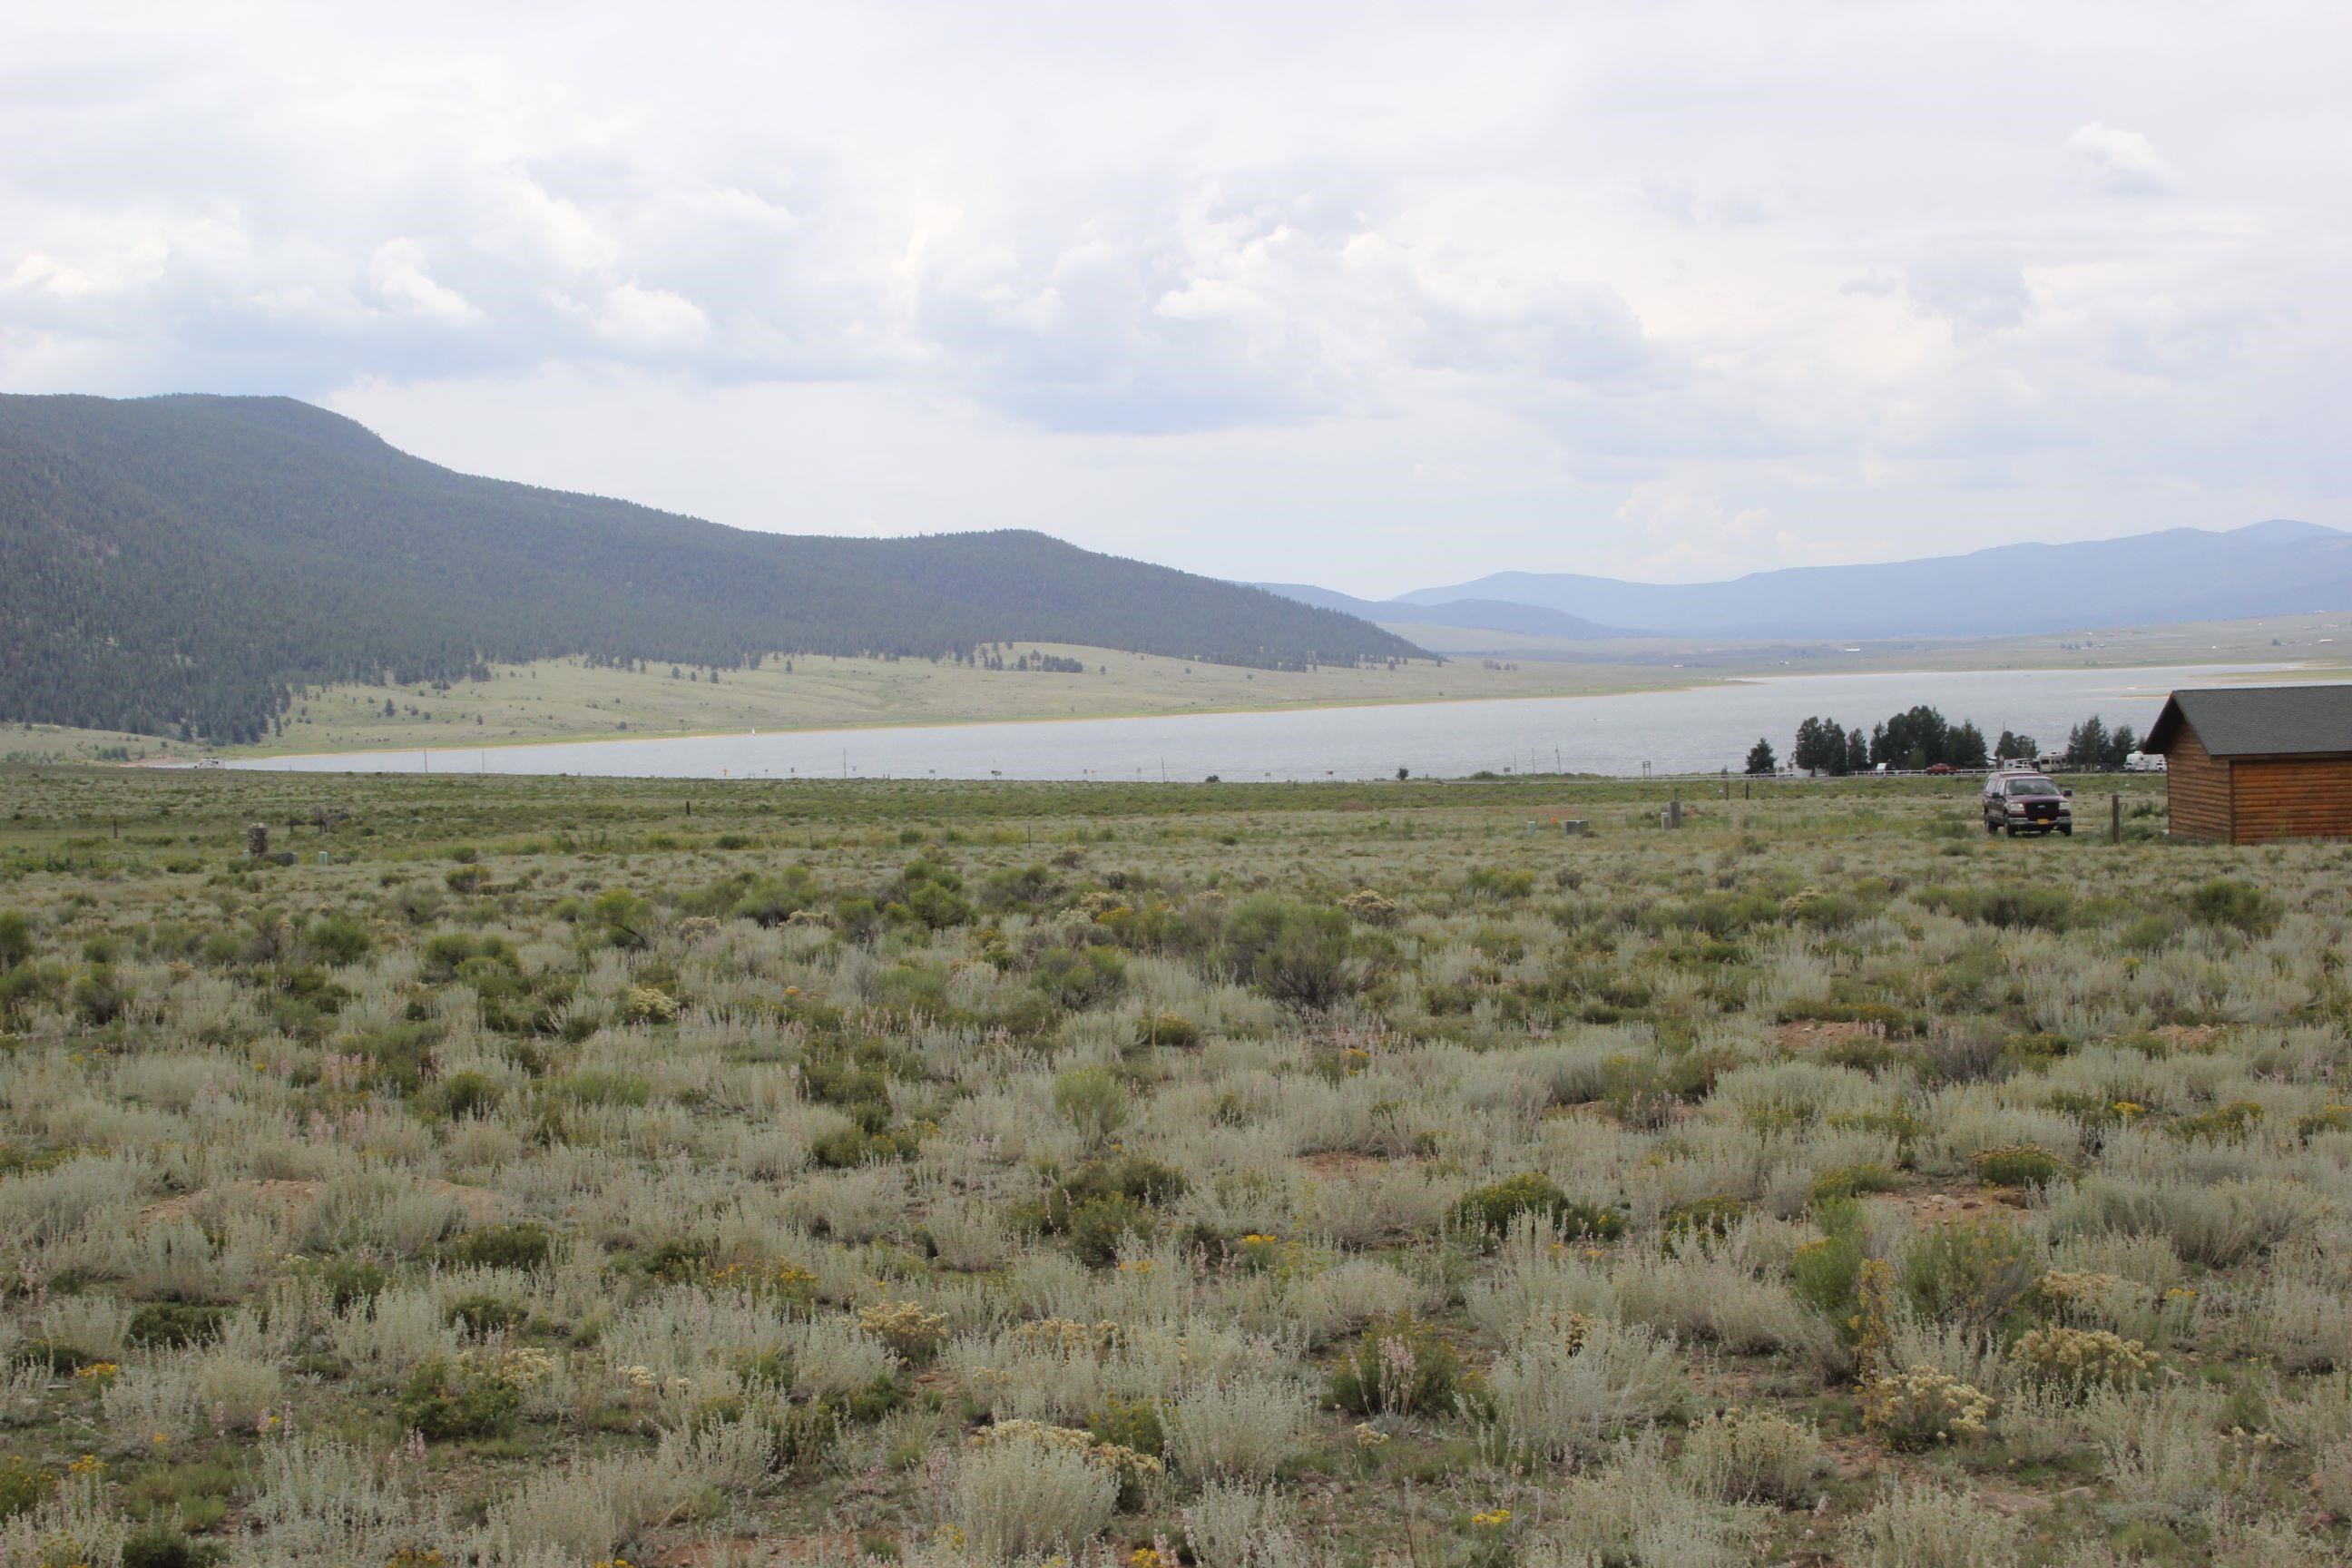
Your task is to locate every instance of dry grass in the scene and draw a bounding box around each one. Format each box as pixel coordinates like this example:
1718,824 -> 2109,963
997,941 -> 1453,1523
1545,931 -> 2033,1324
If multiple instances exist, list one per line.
0,763 -> 2343,1564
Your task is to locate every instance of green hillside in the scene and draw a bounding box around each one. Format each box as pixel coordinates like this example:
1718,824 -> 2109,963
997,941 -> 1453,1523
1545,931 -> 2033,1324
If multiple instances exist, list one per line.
0,394 -> 1421,742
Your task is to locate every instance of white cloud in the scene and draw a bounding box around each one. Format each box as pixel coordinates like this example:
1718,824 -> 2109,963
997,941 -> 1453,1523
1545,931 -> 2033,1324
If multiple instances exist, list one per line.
2,0 -> 2347,589
593,281 -> 710,350
2067,121 -> 2178,197
365,239 -> 477,323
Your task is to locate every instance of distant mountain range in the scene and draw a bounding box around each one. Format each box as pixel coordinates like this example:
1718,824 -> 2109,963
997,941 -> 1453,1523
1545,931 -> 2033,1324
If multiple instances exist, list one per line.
0,395 -> 1419,743
1252,583 -> 1630,641
1262,520 -> 2352,643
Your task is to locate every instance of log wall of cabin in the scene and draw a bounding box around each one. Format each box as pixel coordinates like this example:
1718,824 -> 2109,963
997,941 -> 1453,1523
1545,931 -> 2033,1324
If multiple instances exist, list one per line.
2163,721 -> 2232,841
2228,755 -> 2352,842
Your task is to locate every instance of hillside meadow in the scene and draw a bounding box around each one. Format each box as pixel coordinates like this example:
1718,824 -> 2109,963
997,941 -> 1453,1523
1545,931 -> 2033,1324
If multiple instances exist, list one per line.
4,651 -> 1681,767
0,766 -> 2349,1567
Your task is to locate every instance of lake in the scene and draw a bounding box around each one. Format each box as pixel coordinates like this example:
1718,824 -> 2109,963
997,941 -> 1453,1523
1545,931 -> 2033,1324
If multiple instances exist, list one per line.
233,663 -> 2297,781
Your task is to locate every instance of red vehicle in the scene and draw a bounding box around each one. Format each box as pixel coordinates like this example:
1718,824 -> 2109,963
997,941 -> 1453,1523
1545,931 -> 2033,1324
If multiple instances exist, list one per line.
1926,762 -> 1955,775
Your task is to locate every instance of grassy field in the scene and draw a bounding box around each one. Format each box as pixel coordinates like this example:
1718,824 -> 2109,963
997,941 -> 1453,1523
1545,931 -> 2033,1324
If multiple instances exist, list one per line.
1,764 -> 2349,1566
8,613 -> 2344,769
3,649 -> 1715,767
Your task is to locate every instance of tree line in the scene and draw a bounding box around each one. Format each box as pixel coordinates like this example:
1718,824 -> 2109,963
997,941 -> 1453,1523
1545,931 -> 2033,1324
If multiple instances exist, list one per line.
1745,708 -> 2142,775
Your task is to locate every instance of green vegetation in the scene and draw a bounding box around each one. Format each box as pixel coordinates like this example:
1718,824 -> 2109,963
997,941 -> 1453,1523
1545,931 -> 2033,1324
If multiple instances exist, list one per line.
0,394 -> 1419,744
0,762 -> 2345,1565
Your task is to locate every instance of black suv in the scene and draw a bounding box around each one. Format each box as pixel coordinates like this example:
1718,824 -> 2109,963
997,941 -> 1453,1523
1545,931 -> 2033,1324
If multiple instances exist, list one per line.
1983,770 -> 2073,837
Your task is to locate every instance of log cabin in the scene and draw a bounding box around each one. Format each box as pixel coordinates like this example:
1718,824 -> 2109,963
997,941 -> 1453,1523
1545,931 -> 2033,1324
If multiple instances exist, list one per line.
2141,684 -> 2352,843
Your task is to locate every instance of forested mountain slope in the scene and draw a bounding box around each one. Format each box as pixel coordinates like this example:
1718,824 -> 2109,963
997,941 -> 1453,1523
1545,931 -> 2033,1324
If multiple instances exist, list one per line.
0,395 -> 1419,741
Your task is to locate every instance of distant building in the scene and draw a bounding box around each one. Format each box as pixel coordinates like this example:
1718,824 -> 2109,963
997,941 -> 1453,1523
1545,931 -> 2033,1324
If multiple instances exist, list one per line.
2141,684 -> 2352,842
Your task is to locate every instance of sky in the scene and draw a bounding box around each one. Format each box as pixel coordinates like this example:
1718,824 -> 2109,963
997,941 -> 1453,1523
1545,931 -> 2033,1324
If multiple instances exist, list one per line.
4,1 -> 2348,596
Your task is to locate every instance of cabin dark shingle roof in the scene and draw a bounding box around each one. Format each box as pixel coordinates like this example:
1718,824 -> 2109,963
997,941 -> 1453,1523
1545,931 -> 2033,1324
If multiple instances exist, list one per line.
2143,683 -> 2352,759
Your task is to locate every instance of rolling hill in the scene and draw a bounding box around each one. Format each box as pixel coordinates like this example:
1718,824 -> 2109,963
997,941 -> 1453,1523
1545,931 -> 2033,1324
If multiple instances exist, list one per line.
0,394 -> 1422,743
1365,520 -> 2352,640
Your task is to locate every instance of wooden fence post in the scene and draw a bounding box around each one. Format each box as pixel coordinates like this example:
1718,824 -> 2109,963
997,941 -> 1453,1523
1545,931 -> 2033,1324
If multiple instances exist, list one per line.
2110,792 -> 2122,845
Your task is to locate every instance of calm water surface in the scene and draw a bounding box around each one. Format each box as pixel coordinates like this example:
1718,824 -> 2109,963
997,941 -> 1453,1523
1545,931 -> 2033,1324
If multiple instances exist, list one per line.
235,664 -> 2293,781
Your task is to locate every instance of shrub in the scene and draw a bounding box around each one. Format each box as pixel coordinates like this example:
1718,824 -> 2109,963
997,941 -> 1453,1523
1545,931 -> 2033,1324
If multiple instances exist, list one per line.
445,1292 -> 526,1335
397,1349 -> 552,1440
1972,1144 -> 2070,1189
0,1454 -> 54,1520
1164,1377 -> 1310,1479
856,1300 -> 950,1364
0,910 -> 30,971
621,985 -> 679,1024
2312,1438 -> 2352,1520
1339,889 -> 1401,926
1476,1319 -> 1686,1465
121,1524 -> 223,1568
1051,1065 -> 1131,1144
126,1302 -> 225,1349
1902,1217 -> 2038,1342
2184,877 -> 2278,935
1916,884 -> 2073,931
2012,1327 -> 2157,1394
953,1424 -> 1123,1559
1183,1479 -> 1300,1568
2297,1103 -> 2352,1142
1131,1009 -> 1201,1048
1464,867 -> 1535,901
1681,1406 -> 1828,1503
2031,1269 -> 2144,1329
1086,1397 -> 1167,1485
2169,1100 -> 2263,1144
727,867 -> 826,926
1452,1173 -> 1621,1242
303,914 -> 372,965
1845,1480 -> 2024,1568
1328,1314 -> 1465,1418
1035,1153 -> 1190,1220
445,1222 -> 552,1270
1662,1196 -> 1751,1242
1066,1194 -> 1152,1268
1790,1217 -> 1867,1335
1859,1367 -> 1994,1448
1033,944 -> 1127,1010
896,861 -> 973,930
1808,1163 -> 1903,1205
1218,896 -> 1353,1008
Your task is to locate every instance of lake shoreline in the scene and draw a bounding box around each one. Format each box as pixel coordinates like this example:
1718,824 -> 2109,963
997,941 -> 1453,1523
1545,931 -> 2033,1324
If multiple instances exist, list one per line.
195,674 -> 1744,765
206,660 -> 2340,770
213,662 -> 2321,780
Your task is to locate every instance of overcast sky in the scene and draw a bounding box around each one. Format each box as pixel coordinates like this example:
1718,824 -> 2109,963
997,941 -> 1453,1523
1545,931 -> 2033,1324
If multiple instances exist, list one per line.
5,2 -> 2347,595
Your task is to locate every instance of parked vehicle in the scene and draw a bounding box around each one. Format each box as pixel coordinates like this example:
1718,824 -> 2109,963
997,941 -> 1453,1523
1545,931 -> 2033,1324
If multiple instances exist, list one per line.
1983,770 -> 2073,836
